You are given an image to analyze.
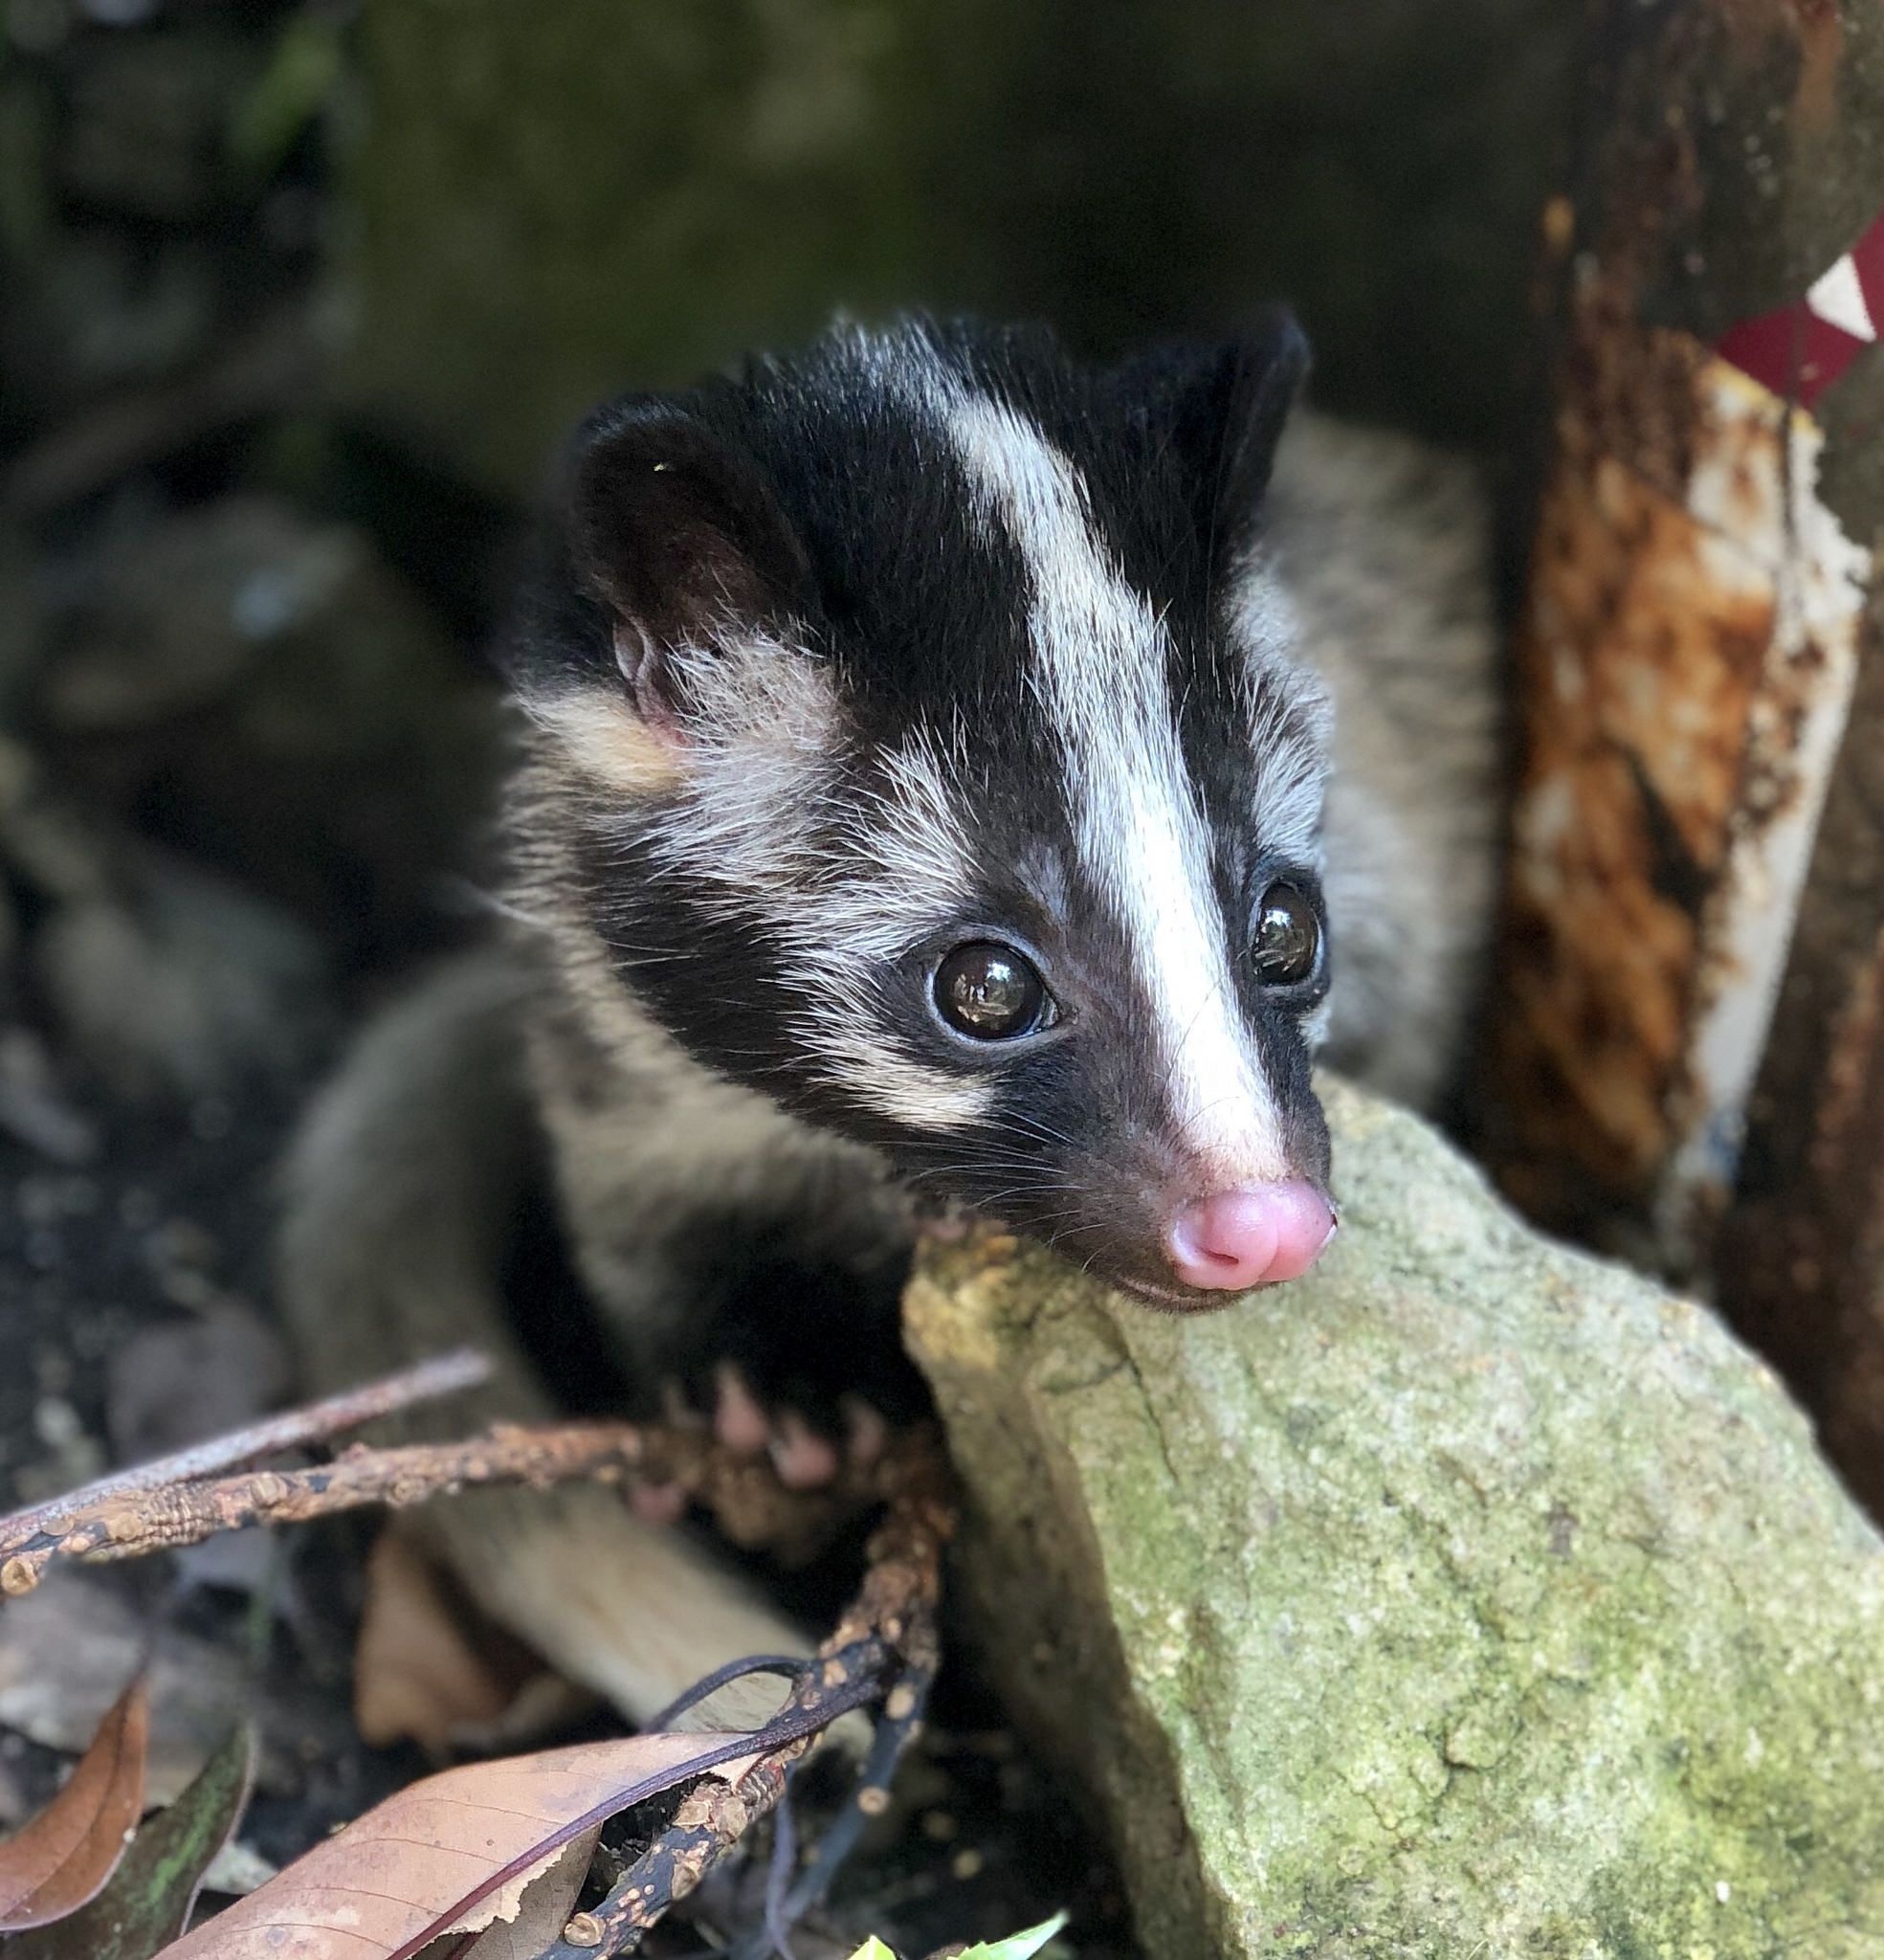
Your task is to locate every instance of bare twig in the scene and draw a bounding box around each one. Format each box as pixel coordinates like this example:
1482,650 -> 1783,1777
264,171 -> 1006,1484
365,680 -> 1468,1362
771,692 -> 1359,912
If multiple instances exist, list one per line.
0,1355 -> 920,1601
0,1418 -> 662,1598
0,1349 -> 492,1597
541,1439 -> 955,1959
765,1643 -> 940,1941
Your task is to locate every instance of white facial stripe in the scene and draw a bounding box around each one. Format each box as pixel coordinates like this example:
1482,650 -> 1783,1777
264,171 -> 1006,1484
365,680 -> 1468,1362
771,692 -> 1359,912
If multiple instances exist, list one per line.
947,395 -> 1291,1180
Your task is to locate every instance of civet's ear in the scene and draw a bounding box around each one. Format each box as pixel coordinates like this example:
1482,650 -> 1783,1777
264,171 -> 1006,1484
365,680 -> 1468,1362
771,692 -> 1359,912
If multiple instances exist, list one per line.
567,401 -> 814,726
1134,310 -> 1311,559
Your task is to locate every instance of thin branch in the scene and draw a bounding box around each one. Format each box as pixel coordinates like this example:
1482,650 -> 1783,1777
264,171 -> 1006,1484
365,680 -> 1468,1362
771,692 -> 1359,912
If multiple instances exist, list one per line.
540,1442 -> 955,1959
773,1647 -> 938,1935
0,1417 -> 656,1598
0,1349 -> 491,1540
0,1356 -> 915,1601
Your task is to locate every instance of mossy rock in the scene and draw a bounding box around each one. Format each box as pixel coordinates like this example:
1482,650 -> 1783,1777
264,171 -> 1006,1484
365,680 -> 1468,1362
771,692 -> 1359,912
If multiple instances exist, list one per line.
905,1080 -> 1884,1959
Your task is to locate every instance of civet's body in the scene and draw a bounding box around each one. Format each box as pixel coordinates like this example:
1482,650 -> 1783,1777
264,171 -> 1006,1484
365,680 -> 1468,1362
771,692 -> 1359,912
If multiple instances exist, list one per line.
281,318 -> 1501,1721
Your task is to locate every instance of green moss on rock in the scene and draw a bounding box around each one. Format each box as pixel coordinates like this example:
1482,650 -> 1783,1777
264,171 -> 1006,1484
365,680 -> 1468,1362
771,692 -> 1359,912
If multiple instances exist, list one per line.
905,1080 -> 1884,1959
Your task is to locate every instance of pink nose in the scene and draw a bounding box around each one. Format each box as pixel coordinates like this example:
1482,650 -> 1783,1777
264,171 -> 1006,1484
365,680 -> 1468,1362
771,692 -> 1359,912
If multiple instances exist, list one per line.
1165,1181 -> 1337,1291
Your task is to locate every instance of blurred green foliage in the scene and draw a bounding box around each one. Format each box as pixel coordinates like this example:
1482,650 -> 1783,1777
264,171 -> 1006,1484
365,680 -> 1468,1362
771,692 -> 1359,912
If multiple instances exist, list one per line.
231,8 -> 345,183
345,0 -> 1575,490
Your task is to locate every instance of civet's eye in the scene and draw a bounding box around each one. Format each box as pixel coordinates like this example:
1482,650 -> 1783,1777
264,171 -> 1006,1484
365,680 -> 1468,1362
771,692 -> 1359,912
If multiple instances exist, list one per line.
933,942 -> 1053,1041
1251,882 -> 1320,988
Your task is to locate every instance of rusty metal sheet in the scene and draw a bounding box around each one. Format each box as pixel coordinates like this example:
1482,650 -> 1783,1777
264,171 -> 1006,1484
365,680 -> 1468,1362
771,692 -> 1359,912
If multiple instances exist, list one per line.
1495,306 -> 1871,1264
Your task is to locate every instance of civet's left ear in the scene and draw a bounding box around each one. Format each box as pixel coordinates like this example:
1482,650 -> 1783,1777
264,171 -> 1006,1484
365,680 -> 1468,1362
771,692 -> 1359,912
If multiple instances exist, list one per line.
1129,311 -> 1311,558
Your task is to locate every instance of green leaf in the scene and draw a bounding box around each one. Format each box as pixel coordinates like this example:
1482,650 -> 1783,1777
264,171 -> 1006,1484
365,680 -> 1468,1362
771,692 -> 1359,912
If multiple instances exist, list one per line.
7,1725 -> 255,1960
844,1915 -> 1069,1960
959,1913 -> 1071,1960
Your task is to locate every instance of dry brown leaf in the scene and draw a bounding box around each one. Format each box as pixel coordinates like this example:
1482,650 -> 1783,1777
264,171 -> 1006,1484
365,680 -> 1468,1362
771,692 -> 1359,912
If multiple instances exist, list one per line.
154,1728 -> 758,1960
0,1674 -> 149,1931
454,1823 -> 602,1958
4,1723 -> 255,1960
354,1530 -> 530,1752
354,1530 -> 594,1756
407,1822 -> 601,1960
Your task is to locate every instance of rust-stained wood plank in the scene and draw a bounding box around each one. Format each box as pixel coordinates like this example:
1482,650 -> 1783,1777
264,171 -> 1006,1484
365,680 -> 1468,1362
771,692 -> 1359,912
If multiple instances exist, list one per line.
1486,0 -> 1884,1503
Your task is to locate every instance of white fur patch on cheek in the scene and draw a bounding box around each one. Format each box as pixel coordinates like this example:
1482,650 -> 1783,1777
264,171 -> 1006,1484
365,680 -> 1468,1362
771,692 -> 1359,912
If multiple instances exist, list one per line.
774,948 -> 990,1126
818,730 -> 982,963
644,635 -> 845,898
534,641 -> 993,1137
780,735 -> 998,1130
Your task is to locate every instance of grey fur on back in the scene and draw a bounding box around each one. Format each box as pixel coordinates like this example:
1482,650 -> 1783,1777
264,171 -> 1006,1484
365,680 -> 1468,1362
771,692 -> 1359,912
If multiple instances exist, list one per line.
1274,413 -> 1502,1105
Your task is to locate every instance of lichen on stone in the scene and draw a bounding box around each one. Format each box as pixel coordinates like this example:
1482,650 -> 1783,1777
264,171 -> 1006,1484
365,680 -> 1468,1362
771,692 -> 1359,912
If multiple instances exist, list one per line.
906,1079 -> 1884,1959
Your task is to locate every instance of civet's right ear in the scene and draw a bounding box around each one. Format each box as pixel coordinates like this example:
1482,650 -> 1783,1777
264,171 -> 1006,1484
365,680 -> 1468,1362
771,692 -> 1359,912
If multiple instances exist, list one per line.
1124,311 -> 1312,563
567,402 -> 814,728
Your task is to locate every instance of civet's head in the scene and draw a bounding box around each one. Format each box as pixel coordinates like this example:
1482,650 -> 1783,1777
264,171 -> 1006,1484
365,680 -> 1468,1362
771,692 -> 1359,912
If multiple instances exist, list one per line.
510,317 -> 1339,1307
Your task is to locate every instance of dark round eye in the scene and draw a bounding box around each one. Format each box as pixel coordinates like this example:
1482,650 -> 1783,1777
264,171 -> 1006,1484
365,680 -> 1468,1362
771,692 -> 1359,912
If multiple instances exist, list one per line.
1251,882 -> 1320,988
933,942 -> 1051,1041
